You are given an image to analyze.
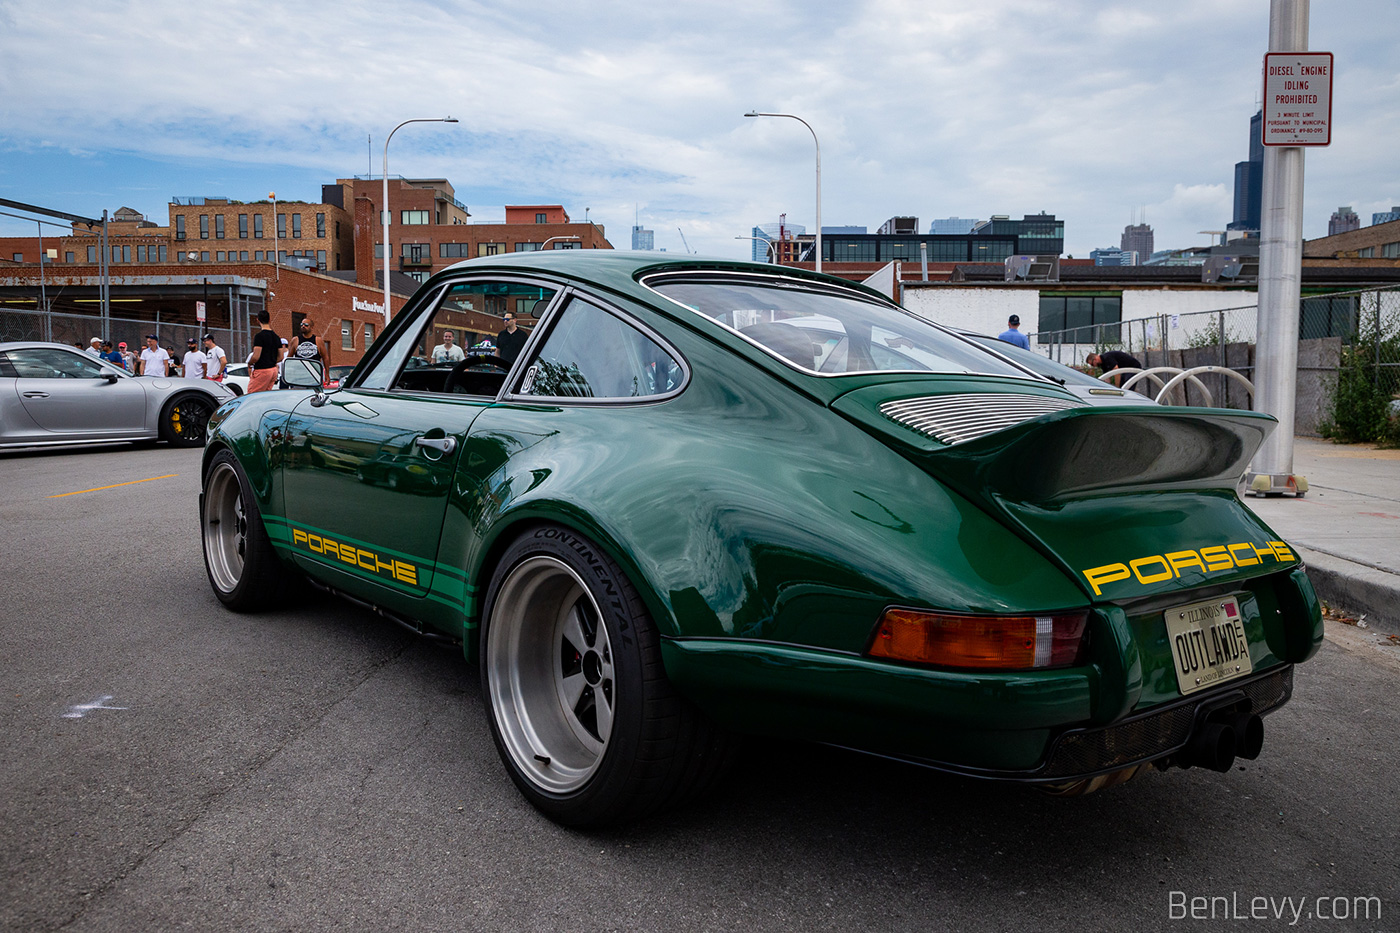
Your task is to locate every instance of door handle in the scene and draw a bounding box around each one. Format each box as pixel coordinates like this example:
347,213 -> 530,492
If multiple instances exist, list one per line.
414,436 -> 456,455
22,391 -> 50,399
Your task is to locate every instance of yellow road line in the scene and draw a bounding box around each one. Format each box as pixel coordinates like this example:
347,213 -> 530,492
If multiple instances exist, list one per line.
47,474 -> 179,499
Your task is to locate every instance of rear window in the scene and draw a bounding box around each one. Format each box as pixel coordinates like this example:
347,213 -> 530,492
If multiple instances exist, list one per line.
647,276 -> 1025,377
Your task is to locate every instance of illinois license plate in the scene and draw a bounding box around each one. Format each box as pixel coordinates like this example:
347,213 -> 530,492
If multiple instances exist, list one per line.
1165,595 -> 1253,696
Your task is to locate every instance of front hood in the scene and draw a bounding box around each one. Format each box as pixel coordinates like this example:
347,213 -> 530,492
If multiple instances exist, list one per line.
832,381 -> 1292,602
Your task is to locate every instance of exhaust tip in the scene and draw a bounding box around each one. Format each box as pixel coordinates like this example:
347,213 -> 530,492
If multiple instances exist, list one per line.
1188,722 -> 1237,773
1233,713 -> 1264,760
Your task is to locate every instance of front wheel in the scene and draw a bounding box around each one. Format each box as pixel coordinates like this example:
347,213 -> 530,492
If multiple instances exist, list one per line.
480,525 -> 732,827
160,393 -> 215,447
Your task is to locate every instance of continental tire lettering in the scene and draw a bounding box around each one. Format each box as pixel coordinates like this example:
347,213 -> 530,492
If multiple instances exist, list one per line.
1082,538 -> 1296,595
288,526 -> 422,588
1084,563 -> 1131,596
1130,555 -> 1174,585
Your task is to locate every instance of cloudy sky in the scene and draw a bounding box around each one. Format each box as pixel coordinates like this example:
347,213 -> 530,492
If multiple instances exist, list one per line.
1,0 -> 1396,259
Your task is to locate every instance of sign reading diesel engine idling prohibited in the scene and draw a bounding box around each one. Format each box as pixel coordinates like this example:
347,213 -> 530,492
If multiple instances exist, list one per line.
1262,52 -> 1333,146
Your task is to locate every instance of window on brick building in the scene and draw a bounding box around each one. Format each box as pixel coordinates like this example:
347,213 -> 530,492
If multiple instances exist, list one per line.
292,214 -> 302,238
200,215 -> 209,239
158,245 -> 167,261
514,242 -> 540,252
215,215 -> 225,239
239,214 -> 248,238
316,213 -> 326,237
363,322 -> 374,347
479,243 -> 505,256
201,251 -> 210,261
175,215 -> 186,240
12,252 -> 22,262
254,251 -> 263,260
254,215 -> 263,238
440,243 -> 471,258
277,214 -> 286,238
342,320 -> 353,350
278,251 -> 287,262
1384,243 -> 1400,258
240,251 -> 249,261
335,221 -> 341,238
87,246 -> 97,262
136,246 -> 145,262
217,251 -> 226,261
317,250 -> 327,268
65,251 -> 75,263
536,213 -> 548,224
401,210 -> 430,225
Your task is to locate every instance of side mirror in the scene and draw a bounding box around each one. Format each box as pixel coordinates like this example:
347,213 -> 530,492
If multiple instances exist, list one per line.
281,358 -> 325,389
101,372 -> 120,383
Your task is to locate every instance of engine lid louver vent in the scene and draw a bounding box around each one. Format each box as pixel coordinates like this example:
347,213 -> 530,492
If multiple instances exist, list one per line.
880,393 -> 1086,446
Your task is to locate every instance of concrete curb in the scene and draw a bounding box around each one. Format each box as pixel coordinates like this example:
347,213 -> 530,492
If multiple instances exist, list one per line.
1296,545 -> 1400,635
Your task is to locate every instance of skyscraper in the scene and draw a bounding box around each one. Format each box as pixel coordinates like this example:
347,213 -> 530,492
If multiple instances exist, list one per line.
1121,223 -> 1153,259
1328,207 -> 1361,236
1372,206 -> 1400,225
751,220 -> 805,262
1228,111 -> 1264,235
631,225 -> 654,250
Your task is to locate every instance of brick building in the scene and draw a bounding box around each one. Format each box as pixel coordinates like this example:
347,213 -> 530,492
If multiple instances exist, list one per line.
167,194 -> 355,271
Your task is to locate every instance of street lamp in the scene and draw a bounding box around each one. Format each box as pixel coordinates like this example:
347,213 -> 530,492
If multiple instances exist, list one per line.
269,192 -> 278,280
383,117 -> 458,322
539,235 -> 580,250
735,235 -> 780,263
744,111 -> 821,272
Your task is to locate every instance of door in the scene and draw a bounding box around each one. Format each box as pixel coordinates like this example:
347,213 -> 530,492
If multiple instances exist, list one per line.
2,347 -> 148,437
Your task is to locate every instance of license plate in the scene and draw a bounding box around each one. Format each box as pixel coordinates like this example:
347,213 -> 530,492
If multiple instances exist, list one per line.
1165,596 -> 1253,696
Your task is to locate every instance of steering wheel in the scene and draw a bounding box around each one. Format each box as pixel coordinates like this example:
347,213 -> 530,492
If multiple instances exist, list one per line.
444,356 -> 512,394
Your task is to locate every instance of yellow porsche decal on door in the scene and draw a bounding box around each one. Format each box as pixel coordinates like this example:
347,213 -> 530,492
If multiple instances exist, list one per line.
291,527 -> 419,587
1082,540 -> 1295,596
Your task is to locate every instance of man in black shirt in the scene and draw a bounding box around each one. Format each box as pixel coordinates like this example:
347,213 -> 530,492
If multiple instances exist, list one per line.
247,310 -> 282,393
496,312 -> 528,364
1087,350 -> 1142,387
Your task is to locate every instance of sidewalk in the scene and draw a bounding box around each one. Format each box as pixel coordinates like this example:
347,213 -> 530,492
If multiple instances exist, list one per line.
1243,436 -> 1400,633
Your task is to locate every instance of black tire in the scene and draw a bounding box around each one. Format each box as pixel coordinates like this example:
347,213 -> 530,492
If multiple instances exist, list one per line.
480,524 -> 733,827
227,383 -> 243,397
201,449 -> 291,611
159,392 -> 215,447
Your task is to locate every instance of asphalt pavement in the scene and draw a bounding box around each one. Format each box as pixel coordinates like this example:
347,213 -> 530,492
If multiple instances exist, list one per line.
1,443 -> 1397,932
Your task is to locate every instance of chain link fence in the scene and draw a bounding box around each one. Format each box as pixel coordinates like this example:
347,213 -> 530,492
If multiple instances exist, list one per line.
0,308 -> 247,371
1026,285 -> 1400,437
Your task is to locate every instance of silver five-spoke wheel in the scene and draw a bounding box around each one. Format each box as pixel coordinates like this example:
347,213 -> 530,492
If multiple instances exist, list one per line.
486,555 -> 614,794
203,460 -> 248,595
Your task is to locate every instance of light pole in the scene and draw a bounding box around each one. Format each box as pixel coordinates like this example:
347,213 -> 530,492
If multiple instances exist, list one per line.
734,235 -> 779,263
744,111 -> 821,273
539,236 -> 580,250
383,117 -> 458,322
269,192 -> 278,280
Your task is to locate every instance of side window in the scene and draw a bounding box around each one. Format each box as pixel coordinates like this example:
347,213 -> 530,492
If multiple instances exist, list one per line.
358,280 -> 556,395
6,348 -> 107,379
517,299 -> 683,400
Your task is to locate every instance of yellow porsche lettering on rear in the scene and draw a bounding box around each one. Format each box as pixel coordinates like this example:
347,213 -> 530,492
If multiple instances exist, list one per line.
288,527 -> 420,587
1082,539 -> 1296,596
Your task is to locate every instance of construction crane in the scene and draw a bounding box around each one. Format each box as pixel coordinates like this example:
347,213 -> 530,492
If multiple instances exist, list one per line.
677,227 -> 693,255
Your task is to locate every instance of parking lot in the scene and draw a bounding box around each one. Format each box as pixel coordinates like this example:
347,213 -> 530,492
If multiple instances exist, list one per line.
2,444 -> 1397,932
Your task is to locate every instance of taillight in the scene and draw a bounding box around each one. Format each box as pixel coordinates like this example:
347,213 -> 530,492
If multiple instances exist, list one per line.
867,609 -> 1088,670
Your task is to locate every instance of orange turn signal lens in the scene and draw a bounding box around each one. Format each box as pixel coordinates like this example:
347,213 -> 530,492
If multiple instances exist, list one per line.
867,609 -> 1088,670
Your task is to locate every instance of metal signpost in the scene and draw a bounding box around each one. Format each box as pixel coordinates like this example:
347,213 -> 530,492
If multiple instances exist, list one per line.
1246,0 -> 1332,497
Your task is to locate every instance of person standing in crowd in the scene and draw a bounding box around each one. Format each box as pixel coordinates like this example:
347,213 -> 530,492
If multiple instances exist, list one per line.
86,337 -> 103,357
432,330 -> 465,363
247,310 -> 281,393
288,319 -> 323,366
118,342 -> 135,373
138,335 -> 170,377
997,314 -> 1030,350
202,334 -> 227,382
182,337 -> 207,380
496,312 -> 528,364
100,341 -> 124,368
1086,350 -> 1143,387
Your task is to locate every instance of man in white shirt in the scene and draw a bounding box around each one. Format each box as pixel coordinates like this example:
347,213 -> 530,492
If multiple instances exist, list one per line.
86,337 -> 103,357
138,335 -> 170,377
202,334 -> 227,381
182,337 -> 207,379
432,330 -> 466,364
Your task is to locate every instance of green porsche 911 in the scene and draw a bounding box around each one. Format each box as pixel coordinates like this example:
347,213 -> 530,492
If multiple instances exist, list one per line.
200,251 -> 1321,826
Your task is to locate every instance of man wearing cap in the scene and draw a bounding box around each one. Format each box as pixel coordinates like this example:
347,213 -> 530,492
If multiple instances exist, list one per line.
117,342 -> 135,373
86,337 -> 103,358
182,337 -> 207,380
997,314 -> 1030,350
99,341 -> 123,368
202,334 -> 227,382
138,335 -> 171,377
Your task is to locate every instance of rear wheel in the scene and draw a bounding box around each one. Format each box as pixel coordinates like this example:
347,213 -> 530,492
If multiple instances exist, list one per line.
160,393 -> 215,447
480,525 -> 732,827
202,449 -> 290,610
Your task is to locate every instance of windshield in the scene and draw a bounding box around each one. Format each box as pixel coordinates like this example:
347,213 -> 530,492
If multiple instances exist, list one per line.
648,276 -> 1026,378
